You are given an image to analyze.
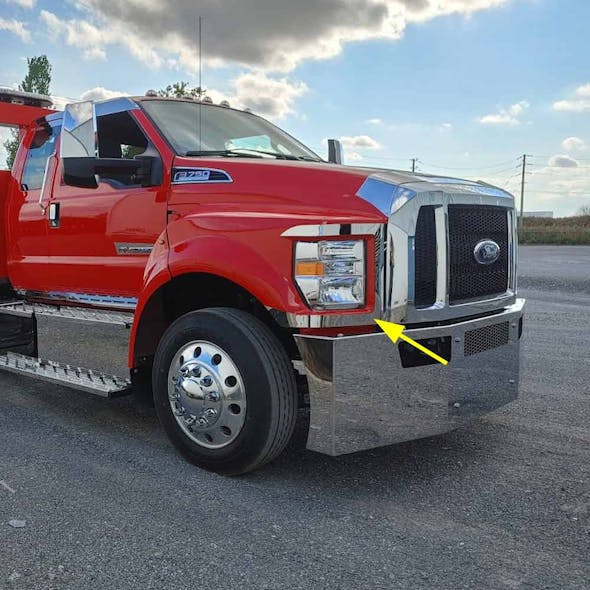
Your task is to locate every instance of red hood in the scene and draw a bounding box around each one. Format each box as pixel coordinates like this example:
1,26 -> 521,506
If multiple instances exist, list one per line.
169,156 -> 389,223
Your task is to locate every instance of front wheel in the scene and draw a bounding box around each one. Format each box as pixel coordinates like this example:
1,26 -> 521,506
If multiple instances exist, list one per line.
152,308 -> 297,475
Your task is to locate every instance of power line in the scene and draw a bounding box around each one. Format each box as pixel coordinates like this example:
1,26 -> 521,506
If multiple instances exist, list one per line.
360,155 -> 422,163
417,158 -> 519,172
473,165 -> 523,176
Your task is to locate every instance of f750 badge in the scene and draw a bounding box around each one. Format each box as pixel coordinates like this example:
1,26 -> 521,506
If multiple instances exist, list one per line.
172,168 -> 233,184
174,169 -> 211,183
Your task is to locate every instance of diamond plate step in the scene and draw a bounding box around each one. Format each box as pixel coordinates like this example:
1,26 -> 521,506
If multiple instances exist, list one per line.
0,352 -> 131,398
0,302 -> 134,327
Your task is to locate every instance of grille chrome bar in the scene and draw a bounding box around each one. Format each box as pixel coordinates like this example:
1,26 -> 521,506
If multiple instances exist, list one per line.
414,206 -> 437,308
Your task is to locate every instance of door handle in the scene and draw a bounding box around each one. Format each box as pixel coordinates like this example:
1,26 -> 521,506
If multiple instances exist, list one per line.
48,202 -> 60,228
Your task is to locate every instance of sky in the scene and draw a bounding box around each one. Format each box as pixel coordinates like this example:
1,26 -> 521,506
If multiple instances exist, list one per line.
1,0 -> 590,216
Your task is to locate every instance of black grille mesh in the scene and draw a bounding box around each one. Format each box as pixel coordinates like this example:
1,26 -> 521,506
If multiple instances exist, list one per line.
414,206 -> 437,307
448,205 -> 509,303
464,322 -> 510,356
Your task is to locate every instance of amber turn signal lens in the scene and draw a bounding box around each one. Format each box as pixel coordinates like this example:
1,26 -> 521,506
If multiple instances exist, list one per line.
295,261 -> 325,276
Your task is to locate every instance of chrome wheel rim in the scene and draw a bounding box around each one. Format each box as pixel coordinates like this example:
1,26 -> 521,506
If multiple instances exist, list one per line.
167,340 -> 246,449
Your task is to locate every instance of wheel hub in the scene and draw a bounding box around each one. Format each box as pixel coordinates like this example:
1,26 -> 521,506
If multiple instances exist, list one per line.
176,364 -> 221,426
168,341 -> 247,449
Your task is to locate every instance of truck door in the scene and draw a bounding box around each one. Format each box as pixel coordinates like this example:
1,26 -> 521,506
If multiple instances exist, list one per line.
6,116 -> 61,293
45,100 -> 167,307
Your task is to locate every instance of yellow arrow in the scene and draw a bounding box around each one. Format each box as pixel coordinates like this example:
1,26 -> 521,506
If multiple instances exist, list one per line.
374,319 -> 449,366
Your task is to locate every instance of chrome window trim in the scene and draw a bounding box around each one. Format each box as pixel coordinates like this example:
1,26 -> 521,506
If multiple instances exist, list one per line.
94,97 -> 140,118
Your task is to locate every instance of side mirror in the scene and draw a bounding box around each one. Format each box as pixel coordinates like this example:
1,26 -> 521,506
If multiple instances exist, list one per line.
327,139 -> 343,164
62,156 -> 157,189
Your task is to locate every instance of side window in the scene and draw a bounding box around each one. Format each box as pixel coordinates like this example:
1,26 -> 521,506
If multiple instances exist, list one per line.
21,121 -> 61,190
96,111 -> 149,185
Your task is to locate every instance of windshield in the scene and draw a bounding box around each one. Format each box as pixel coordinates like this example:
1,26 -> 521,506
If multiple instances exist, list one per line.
140,99 -> 321,161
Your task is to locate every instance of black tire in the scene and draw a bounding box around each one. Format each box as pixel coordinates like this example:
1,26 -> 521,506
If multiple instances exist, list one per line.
152,308 -> 297,475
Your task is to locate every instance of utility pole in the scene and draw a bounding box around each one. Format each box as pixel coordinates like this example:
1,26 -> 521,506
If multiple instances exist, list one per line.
411,158 -> 417,173
519,154 -> 529,229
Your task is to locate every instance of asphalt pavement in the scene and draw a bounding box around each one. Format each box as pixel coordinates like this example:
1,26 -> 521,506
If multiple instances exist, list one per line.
1,245 -> 589,589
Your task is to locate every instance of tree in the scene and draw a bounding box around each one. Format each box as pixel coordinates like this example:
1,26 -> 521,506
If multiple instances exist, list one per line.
21,55 -> 52,95
2,55 -> 52,169
158,81 -> 205,99
577,205 -> 590,216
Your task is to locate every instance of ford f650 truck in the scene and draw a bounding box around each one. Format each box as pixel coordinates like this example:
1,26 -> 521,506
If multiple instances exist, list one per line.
0,89 -> 524,474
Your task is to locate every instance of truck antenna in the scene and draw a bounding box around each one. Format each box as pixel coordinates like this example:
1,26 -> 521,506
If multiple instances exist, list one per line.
198,15 -> 203,152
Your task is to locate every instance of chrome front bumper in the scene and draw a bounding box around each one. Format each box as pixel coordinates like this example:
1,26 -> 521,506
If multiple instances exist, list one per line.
294,299 -> 524,456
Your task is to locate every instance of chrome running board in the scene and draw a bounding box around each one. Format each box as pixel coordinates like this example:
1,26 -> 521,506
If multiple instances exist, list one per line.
0,352 -> 131,398
0,301 -> 133,327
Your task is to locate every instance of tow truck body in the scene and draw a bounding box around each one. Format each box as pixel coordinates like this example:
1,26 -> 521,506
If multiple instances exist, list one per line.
0,89 -> 524,473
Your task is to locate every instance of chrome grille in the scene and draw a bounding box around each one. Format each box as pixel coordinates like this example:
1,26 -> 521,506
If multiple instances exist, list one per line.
464,321 -> 510,356
448,205 -> 509,303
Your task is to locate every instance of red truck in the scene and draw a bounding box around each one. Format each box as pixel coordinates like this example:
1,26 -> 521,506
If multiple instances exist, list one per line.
0,88 -> 524,474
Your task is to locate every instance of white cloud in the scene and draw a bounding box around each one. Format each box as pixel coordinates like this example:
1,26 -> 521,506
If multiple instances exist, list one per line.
339,135 -> 381,150
49,95 -> 70,110
346,151 -> 364,162
5,0 -> 36,8
553,83 -> 590,113
367,118 -> 383,125
548,154 -> 579,168
440,122 -> 453,131
83,46 -> 107,61
79,87 -> 129,101
40,10 -> 162,67
40,1 -> 510,73
562,136 -> 586,152
0,18 -> 30,42
526,162 -> 590,215
553,100 -> 590,113
575,83 -> 590,97
229,72 -> 307,119
76,75 -> 305,120
483,158 -> 590,216
478,100 -> 529,126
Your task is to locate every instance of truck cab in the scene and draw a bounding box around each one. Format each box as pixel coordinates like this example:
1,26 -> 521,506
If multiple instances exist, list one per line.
0,91 -> 524,474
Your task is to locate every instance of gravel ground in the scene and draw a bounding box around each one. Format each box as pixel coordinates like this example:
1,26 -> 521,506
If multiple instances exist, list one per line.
0,245 -> 589,589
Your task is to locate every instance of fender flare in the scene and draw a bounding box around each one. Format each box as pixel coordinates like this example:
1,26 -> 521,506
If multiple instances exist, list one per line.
128,234 -> 303,367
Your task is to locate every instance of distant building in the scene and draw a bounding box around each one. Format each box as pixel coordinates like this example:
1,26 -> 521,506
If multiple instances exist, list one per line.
523,211 -> 554,218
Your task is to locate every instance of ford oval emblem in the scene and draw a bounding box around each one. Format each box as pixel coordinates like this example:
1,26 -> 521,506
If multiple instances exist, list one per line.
473,240 -> 500,265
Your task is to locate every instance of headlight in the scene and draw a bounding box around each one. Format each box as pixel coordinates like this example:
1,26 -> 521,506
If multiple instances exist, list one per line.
294,240 -> 365,310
